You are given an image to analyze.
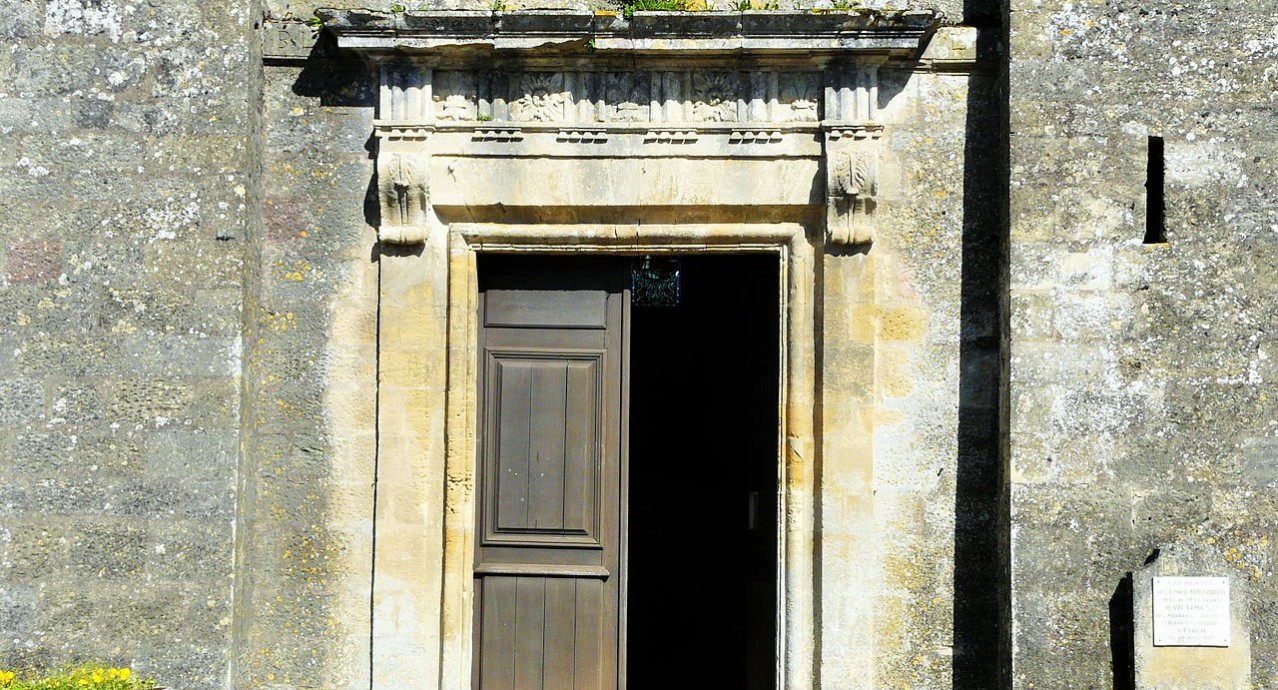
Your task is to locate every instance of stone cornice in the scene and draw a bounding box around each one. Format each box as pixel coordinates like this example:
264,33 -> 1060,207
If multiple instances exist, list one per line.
319,8 -> 941,57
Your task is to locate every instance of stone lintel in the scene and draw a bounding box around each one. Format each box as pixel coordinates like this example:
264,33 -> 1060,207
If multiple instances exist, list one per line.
321,9 -> 940,58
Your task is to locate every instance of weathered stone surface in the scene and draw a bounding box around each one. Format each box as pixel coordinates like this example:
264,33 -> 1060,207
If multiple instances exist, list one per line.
5,0 -> 1273,683
1009,0 -> 1278,686
0,0 -> 255,682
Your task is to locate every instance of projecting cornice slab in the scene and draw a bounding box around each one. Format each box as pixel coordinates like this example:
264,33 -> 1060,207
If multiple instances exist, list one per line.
318,8 -> 941,56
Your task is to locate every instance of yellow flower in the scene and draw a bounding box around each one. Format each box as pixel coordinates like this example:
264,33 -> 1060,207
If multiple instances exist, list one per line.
107,669 -> 119,680
0,670 -> 14,685
119,669 -> 131,681
92,669 -> 106,684
79,680 -> 89,686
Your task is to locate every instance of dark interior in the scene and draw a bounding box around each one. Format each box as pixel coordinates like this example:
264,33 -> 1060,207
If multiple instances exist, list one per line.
627,254 -> 780,690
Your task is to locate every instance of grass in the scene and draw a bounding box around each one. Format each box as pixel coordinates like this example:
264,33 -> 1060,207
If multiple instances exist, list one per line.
619,0 -> 689,17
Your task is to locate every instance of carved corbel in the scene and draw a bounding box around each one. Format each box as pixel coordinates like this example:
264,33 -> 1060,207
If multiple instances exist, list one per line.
377,150 -> 430,245
826,143 -> 879,246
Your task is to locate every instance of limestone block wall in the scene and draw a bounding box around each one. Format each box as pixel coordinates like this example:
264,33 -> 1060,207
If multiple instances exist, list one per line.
0,0 -> 257,687
1009,0 -> 1278,686
231,55 -> 379,690
818,49 -> 1004,690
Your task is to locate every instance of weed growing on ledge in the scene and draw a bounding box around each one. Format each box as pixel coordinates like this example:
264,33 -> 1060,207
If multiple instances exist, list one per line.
618,0 -> 692,18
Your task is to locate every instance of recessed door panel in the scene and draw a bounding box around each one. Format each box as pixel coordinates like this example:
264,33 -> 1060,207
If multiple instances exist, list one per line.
486,352 -> 602,545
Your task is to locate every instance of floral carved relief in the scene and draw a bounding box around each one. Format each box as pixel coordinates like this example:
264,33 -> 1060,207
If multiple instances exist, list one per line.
433,71 -> 477,121
781,74 -> 821,122
691,72 -> 740,123
510,73 -> 568,122
603,73 -> 649,123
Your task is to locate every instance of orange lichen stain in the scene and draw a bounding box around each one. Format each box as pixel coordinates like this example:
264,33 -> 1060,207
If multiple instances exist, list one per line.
281,260 -> 310,281
884,553 -> 927,590
263,311 -> 296,331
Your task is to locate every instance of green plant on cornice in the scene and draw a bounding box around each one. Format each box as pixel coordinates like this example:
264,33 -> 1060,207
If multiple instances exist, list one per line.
303,13 -> 324,38
829,0 -> 860,8
476,113 -> 494,121
491,0 -> 512,10
389,3 -> 406,12
618,0 -> 690,18
737,0 -> 779,8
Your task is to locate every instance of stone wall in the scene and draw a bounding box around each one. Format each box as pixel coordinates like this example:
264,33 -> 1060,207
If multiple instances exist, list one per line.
0,0 -> 257,686
1009,0 -> 1278,687
231,52 -> 379,690
0,0 -> 1010,689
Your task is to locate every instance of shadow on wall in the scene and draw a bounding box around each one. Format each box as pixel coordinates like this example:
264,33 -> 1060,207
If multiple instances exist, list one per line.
1109,573 -> 1136,690
287,33 -> 382,231
952,0 -> 1011,686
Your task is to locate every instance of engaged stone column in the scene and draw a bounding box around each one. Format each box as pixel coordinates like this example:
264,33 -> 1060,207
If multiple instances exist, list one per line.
1133,543 -> 1251,690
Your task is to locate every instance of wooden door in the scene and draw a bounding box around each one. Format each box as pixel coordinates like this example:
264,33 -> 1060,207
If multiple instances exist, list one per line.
474,257 -> 627,690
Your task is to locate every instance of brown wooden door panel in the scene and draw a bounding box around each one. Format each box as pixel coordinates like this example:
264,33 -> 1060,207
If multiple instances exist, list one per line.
486,353 -> 601,542
477,576 -> 611,690
484,289 -> 609,330
476,257 -> 625,690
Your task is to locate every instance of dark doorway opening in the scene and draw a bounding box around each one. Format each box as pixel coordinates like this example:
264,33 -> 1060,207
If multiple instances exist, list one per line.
627,254 -> 780,690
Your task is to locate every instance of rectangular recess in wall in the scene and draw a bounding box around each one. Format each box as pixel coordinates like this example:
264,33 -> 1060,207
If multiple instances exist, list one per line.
1144,135 -> 1166,244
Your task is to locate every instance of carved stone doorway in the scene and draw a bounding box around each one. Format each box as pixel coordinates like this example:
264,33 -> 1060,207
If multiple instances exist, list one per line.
321,10 -> 944,690
438,225 -> 813,690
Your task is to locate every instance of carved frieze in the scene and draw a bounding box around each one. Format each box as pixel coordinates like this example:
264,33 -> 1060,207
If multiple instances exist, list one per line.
433,71 -> 476,121
368,55 -> 896,247
372,60 -> 896,128
510,73 -> 569,122
602,72 -> 649,123
411,69 -> 837,125
691,72 -> 741,123
780,73 -> 821,123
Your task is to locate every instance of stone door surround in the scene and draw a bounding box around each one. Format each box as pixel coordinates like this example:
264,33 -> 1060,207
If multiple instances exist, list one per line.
324,10 -> 941,690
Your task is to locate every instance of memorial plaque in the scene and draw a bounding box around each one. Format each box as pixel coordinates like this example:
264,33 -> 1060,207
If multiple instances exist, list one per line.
1152,576 -> 1231,647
